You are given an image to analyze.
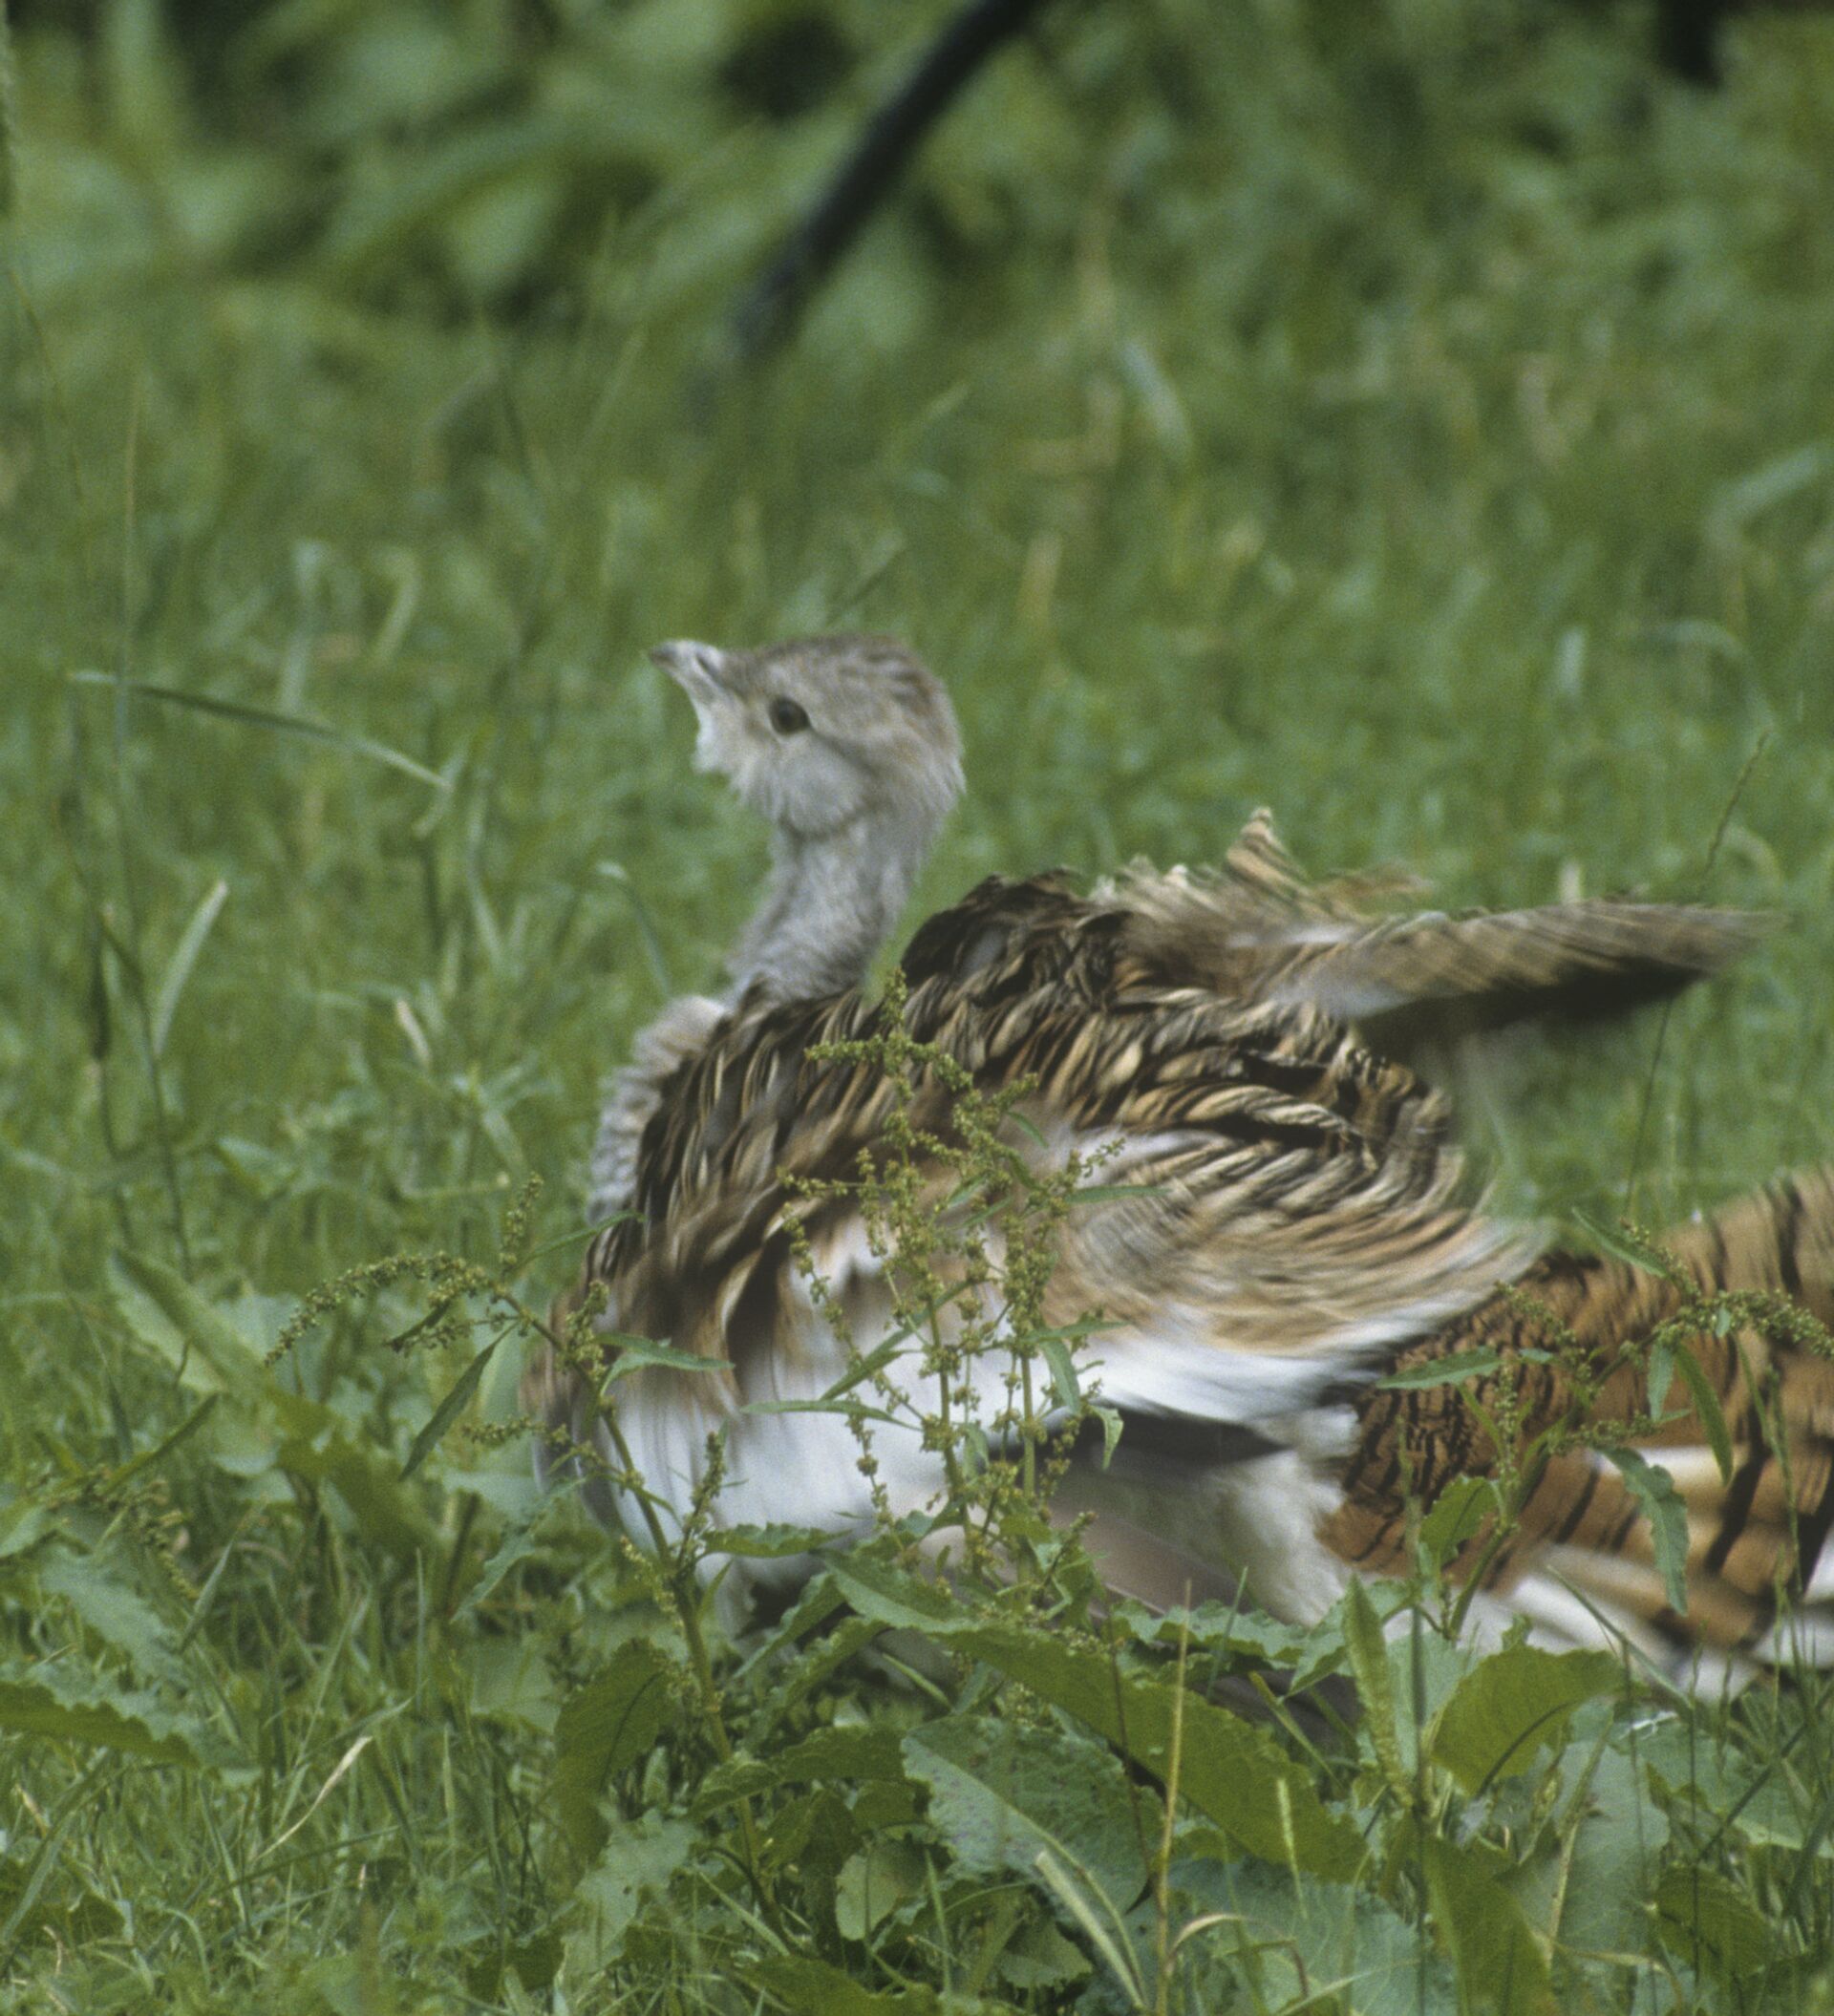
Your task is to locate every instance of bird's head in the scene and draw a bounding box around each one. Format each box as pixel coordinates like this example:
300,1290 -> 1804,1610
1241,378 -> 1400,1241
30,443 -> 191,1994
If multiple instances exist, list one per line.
651,633 -> 964,845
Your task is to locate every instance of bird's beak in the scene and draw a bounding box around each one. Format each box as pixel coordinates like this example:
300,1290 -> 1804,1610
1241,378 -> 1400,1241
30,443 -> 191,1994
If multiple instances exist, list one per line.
650,641 -> 731,705
651,640 -> 736,778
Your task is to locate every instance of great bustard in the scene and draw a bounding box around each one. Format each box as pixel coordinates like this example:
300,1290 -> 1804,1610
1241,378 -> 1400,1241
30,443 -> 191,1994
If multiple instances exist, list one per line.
527,633 -> 1834,1664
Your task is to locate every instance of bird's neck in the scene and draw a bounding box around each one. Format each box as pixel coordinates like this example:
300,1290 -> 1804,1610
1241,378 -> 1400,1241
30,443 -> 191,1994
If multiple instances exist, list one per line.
728,812 -> 931,1002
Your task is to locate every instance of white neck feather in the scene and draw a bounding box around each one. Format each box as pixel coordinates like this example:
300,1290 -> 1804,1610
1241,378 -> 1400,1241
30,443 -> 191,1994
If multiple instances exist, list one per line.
728,808 -> 933,1002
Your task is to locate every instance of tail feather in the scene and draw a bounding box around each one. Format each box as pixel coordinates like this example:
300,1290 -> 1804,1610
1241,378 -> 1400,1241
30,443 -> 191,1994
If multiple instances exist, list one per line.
1326,1168 -> 1834,1656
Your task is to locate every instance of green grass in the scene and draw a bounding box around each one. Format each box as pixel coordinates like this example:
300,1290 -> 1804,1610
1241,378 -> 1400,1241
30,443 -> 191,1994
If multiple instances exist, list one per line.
4,1 -> 1834,2008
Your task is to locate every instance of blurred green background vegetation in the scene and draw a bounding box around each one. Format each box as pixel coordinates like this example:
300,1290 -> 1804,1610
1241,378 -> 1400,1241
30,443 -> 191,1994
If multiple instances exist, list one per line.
3,0 -> 1834,2007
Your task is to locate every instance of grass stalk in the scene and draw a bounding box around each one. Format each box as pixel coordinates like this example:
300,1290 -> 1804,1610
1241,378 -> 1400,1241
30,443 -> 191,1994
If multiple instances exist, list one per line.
103,386 -> 192,1273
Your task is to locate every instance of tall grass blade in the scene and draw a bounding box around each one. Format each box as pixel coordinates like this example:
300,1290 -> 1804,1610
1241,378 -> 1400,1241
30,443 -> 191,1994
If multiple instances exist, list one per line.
0,0 -> 18,221
104,388 -> 192,1273
70,672 -> 450,790
1033,1847 -> 1147,2008
150,878 -> 228,1059
399,1337 -> 499,1480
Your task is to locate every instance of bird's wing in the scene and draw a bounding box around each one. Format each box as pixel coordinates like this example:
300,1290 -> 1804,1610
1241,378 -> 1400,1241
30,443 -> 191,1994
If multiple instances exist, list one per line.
535,868 -> 1834,1663
530,876 -> 1537,1617
1105,809 -> 1773,1045
561,876 -> 1535,1424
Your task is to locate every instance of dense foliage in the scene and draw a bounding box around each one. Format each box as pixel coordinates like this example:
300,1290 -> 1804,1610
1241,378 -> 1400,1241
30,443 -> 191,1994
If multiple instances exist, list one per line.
4,1 -> 1834,2009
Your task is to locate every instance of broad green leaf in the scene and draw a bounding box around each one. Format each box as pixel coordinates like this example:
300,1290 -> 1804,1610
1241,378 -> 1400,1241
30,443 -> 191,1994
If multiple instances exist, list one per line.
39,1546 -> 191,1692
835,1836 -> 929,1942
762,1615 -> 886,1720
0,1497 -> 52,1560
1090,1402 -> 1124,1467
694,1723 -> 912,1817
464,1637 -> 560,1734
1419,1831 -> 1554,2016
551,1641 -> 680,1858
992,1915 -> 1091,1992
1175,1852 -> 1461,2016
110,1250 -> 267,1397
566,1813 -> 696,1973
749,1955 -> 965,2013
399,1337 -> 499,1479
1117,1599 -> 1316,1667
1638,1720 -> 1826,1853
1432,1646 -> 1624,1793
1038,1334 -> 1080,1411
1554,1741 -> 1668,1959
601,1334 -> 731,1381
699,1521 -> 837,1559
1735,1773 -> 1834,1859
1669,1342 -> 1735,1483
1602,1449 -> 1690,1611
0,1666 -> 225,1766
1573,1210 -> 1683,1284
463,1930 -> 563,2005
827,1551 -> 959,1629
828,1555 -> 1364,1879
1377,1348 -> 1506,1390
764,1785 -> 862,1889
904,1715 -> 1153,1916
1653,1864 -> 1773,1981
765,1721 -> 914,1786
730,1569 -> 847,1681
1417,1475 -> 1495,1573
702,1759 -> 792,1834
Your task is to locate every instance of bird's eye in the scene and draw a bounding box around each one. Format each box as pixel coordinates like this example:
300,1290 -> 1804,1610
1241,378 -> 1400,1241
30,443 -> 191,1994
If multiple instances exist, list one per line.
769,696 -> 811,736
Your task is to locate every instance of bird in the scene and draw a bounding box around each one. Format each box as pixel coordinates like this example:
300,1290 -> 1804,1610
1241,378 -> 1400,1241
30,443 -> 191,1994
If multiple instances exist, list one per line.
526,632 -> 1834,1669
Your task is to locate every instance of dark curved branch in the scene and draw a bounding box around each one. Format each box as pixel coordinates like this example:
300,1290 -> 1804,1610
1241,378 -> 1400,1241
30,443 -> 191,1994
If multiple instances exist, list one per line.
1655,0 -> 1834,86
1658,0 -> 1729,80
724,0 -> 1056,369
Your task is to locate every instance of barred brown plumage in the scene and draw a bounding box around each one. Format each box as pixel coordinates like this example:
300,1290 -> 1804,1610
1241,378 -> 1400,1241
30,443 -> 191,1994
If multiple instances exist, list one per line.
526,632 -> 1833,1669
1324,1171 -> 1834,1657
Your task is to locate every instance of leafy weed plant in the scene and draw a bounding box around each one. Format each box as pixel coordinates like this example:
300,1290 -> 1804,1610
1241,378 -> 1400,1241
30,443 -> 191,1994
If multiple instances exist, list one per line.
14,1006 -> 1834,2010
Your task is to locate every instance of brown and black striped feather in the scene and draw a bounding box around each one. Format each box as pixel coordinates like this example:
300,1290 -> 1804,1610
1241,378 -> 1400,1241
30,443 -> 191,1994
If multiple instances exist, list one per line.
1106,813 -> 1771,1050
1325,1170 -> 1834,1648
548,873 -> 1528,1398
531,830 -> 1807,1655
